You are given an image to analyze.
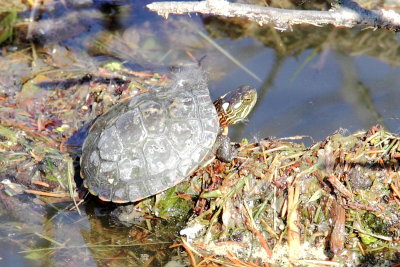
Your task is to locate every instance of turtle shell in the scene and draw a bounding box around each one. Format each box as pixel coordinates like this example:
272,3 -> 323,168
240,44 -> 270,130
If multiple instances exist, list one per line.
80,69 -> 219,202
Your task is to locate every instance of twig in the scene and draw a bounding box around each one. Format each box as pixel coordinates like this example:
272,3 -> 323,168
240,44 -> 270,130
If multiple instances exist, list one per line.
195,29 -> 261,82
329,201 -> 346,255
287,184 -> 300,260
25,189 -> 71,198
147,0 -> 400,31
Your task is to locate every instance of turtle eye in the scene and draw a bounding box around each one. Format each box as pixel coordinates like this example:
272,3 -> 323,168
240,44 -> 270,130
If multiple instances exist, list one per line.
243,92 -> 255,102
244,96 -> 252,102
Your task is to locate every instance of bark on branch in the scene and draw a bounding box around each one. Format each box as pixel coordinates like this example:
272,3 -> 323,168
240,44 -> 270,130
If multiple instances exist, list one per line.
147,0 -> 400,31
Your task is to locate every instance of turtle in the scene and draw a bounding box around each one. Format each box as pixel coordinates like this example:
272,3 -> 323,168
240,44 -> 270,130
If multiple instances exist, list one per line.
80,67 -> 257,203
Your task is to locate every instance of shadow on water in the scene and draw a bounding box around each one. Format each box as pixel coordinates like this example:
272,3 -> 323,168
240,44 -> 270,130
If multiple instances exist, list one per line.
1,0 -> 400,265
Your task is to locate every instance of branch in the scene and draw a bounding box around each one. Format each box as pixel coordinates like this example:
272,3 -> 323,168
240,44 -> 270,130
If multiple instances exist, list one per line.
146,0 -> 400,31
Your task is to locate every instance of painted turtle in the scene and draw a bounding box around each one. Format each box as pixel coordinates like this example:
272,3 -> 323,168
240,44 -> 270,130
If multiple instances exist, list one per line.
80,68 -> 257,203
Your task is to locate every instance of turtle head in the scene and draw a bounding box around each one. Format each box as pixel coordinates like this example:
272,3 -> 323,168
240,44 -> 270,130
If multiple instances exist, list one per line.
214,85 -> 257,126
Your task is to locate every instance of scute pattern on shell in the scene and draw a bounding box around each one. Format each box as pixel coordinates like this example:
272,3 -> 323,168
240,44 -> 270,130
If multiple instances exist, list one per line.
80,68 -> 219,202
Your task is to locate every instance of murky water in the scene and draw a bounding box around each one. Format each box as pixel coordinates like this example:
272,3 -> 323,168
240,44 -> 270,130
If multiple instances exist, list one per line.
1,0 -> 400,266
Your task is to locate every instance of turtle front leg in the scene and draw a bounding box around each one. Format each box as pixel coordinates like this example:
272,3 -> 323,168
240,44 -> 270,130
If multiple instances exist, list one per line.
213,126 -> 236,162
215,134 -> 235,162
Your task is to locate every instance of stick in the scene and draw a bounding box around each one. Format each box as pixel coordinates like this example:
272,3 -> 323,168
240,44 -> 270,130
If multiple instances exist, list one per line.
147,0 -> 400,31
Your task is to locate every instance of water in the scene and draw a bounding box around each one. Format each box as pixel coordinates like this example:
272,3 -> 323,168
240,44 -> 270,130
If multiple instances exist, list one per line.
211,37 -> 400,143
1,0 -> 400,266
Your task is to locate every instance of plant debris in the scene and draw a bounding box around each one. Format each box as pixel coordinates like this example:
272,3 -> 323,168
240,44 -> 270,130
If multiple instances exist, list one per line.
177,125 -> 400,266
